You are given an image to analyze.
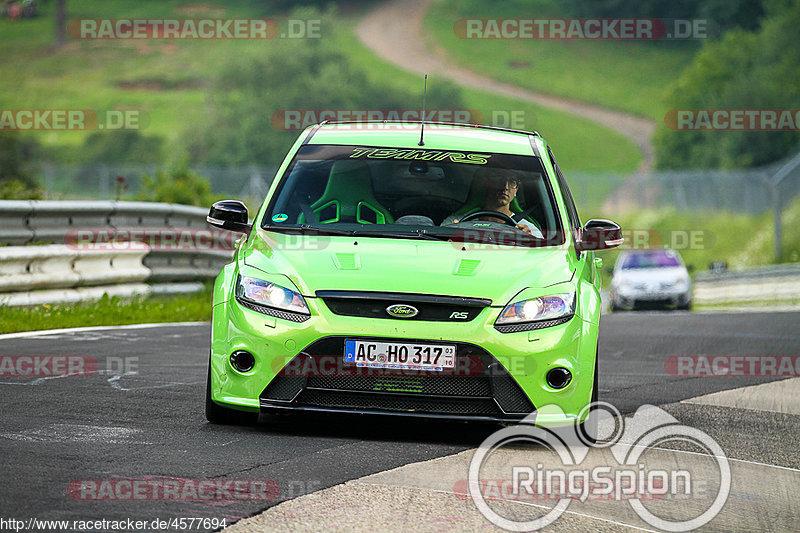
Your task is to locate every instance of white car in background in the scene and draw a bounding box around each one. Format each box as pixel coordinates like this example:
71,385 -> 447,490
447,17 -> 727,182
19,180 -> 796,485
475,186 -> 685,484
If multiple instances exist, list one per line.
610,249 -> 692,310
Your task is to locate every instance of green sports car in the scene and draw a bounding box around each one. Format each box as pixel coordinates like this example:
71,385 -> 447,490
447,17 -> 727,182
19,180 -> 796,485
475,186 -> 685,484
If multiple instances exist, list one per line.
205,121 -> 622,429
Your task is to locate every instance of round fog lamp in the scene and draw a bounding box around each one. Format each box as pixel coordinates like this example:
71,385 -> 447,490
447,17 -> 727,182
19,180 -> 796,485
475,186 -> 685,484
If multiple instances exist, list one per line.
546,367 -> 572,389
230,351 -> 255,373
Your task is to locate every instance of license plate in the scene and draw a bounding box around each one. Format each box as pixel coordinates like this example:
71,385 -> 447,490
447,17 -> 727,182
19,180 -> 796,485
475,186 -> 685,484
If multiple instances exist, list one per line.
344,340 -> 456,371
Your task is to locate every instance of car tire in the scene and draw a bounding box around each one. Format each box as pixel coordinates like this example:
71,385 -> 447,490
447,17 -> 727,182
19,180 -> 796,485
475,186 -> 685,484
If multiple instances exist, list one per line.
205,360 -> 259,425
677,300 -> 692,311
577,355 -> 599,446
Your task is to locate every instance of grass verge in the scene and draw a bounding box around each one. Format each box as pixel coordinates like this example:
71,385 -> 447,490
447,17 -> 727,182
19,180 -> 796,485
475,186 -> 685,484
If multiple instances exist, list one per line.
424,0 -> 698,121
595,193 -> 800,285
0,286 -> 212,334
335,17 -> 642,174
1,0 -> 641,175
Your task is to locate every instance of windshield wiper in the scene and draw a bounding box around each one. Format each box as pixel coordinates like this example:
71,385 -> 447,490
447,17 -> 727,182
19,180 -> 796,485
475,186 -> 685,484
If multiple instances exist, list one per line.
351,229 -> 450,241
264,225 -> 452,241
263,224 -> 356,236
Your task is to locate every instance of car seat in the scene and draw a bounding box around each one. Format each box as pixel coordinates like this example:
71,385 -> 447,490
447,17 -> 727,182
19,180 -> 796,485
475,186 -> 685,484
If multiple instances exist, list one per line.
300,160 -> 394,224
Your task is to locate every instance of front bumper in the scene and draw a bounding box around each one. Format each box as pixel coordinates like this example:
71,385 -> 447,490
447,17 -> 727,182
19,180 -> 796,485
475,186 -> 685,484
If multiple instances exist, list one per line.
613,287 -> 691,307
210,292 -> 598,427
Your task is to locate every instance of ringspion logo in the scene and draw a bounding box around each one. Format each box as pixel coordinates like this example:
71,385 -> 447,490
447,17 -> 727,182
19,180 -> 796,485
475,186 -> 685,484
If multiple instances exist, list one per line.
468,403 -> 730,531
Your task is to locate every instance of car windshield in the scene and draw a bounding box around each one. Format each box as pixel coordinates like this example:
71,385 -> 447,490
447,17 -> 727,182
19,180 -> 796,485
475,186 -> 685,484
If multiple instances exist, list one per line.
622,251 -> 681,269
263,144 -> 563,247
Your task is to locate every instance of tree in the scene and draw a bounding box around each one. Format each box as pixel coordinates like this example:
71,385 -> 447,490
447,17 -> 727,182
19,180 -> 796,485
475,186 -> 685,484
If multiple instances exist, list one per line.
137,162 -> 215,207
654,0 -> 800,169
0,133 -> 42,199
184,8 -> 465,166
54,0 -> 66,49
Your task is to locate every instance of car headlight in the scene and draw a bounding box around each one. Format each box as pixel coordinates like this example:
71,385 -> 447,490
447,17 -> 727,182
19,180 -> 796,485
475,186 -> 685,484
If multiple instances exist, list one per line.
496,292 -> 575,326
235,275 -> 310,316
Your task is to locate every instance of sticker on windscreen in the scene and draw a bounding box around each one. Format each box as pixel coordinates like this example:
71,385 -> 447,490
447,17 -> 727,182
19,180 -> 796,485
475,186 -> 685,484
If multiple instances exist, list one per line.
272,213 -> 289,223
349,147 -> 491,165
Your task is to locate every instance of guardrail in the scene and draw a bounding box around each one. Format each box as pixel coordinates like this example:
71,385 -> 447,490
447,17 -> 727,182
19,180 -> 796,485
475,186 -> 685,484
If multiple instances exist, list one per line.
0,244 -> 150,293
0,200 -> 212,245
0,200 -> 235,306
694,264 -> 800,305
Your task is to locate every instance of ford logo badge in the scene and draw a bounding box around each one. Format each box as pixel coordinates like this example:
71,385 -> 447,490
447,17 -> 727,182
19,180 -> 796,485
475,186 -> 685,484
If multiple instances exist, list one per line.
386,304 -> 419,318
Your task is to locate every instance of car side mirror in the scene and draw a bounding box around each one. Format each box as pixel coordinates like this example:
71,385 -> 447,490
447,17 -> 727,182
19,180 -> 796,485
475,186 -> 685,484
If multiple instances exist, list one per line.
577,219 -> 623,251
207,200 -> 251,233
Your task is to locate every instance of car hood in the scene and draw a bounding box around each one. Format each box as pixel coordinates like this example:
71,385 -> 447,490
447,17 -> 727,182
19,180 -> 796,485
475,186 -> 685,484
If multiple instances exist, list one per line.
241,230 -> 574,305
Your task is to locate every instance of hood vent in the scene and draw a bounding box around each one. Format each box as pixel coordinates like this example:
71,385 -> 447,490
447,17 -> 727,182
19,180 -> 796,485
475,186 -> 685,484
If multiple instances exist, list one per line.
334,253 -> 360,270
454,258 -> 481,276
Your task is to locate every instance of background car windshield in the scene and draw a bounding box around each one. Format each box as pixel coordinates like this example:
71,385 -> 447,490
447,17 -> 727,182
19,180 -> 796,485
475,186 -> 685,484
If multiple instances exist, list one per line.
622,250 -> 682,269
265,144 -> 562,243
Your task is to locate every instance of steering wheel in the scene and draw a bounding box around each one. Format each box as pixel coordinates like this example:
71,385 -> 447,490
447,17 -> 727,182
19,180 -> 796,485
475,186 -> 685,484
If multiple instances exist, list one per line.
459,210 -> 517,227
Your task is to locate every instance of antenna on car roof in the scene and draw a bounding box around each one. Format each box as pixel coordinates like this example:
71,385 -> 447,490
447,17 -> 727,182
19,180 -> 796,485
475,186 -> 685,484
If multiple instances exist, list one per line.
418,74 -> 428,146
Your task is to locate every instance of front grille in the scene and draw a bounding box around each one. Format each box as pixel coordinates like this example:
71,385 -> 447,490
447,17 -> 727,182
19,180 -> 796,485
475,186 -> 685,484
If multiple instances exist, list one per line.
316,291 -> 491,322
305,374 -> 491,397
260,337 -> 534,420
297,389 -> 501,416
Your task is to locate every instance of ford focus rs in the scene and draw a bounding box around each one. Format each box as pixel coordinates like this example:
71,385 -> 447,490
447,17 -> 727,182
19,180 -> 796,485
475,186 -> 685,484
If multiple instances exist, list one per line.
205,121 -> 622,431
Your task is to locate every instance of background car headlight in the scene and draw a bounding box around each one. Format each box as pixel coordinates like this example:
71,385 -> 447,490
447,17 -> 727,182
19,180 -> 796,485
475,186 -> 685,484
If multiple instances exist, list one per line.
496,293 -> 575,325
236,275 -> 309,315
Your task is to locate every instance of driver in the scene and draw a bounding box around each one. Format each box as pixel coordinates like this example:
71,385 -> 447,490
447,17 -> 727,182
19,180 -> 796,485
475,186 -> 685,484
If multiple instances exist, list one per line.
441,168 -> 543,237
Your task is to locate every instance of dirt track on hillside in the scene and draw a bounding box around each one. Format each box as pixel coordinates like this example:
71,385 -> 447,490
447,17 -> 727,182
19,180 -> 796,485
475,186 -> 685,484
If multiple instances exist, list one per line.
356,0 -> 655,171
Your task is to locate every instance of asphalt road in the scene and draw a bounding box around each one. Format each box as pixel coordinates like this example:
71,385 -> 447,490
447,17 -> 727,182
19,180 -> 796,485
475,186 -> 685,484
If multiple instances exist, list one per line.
0,311 -> 798,531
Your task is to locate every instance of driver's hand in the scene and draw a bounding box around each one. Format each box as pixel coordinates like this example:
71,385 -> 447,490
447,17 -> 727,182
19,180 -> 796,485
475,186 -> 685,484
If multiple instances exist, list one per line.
516,223 -> 532,234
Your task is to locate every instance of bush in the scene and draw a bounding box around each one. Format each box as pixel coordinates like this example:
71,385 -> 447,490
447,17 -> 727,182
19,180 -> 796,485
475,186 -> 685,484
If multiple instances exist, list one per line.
564,0 -> 765,32
0,132 -> 42,198
654,0 -> 800,169
136,162 -> 215,207
79,129 -> 165,165
184,7 -> 466,166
